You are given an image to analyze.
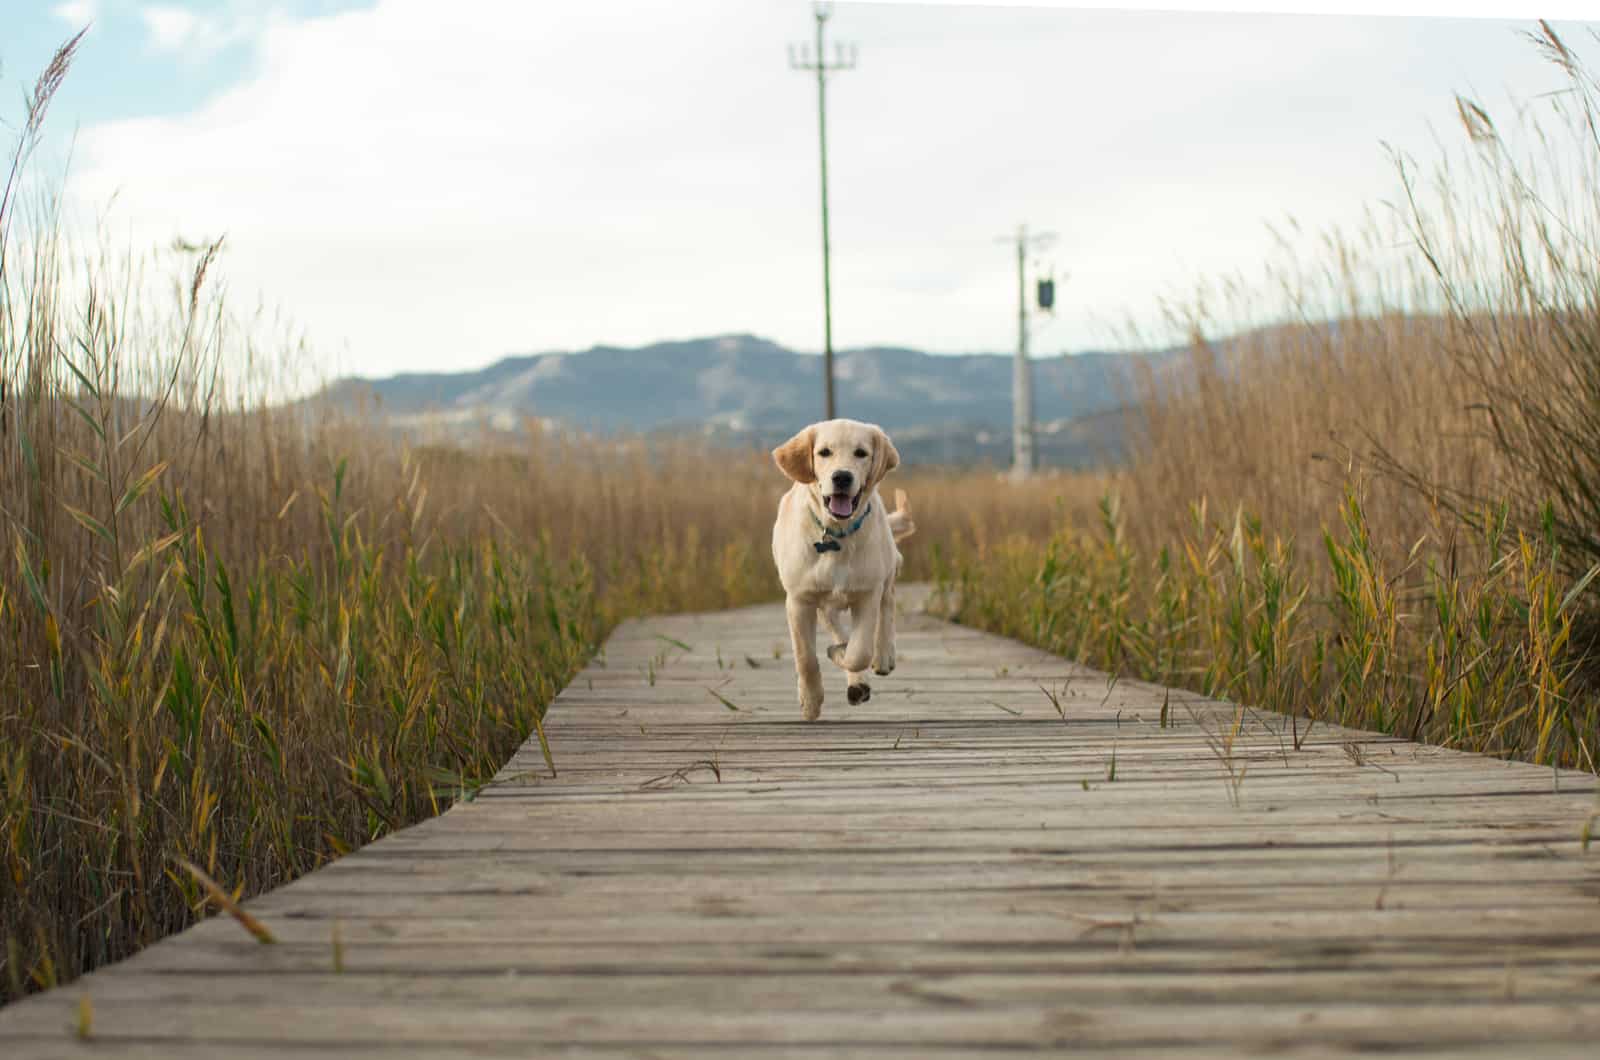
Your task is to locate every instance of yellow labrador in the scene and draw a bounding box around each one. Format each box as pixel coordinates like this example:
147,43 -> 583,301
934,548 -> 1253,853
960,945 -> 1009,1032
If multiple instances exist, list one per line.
771,419 -> 915,720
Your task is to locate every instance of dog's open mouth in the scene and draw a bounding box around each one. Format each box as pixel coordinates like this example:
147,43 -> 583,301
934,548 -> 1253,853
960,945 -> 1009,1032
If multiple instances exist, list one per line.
826,491 -> 859,519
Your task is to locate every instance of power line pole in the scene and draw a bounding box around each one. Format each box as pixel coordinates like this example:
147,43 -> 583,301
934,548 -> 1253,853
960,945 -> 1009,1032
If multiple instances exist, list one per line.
789,2 -> 855,421
997,224 -> 1056,480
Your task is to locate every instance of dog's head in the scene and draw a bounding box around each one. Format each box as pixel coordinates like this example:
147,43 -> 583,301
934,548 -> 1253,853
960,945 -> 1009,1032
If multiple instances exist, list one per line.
773,419 -> 900,522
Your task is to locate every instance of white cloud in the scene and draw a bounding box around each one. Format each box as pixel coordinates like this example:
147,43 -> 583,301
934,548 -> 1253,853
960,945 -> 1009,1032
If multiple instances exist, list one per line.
51,1 -> 98,26
863,0 -> 1598,18
137,2 -> 271,59
65,1 -> 1584,380
139,5 -> 200,50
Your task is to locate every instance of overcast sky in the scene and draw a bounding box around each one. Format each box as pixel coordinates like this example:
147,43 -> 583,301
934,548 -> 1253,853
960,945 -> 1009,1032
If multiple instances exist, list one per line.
6,1 -> 1599,379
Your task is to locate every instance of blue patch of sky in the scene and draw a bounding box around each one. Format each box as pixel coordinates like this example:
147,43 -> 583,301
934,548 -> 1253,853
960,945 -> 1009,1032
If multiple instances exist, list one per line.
3,1 -> 375,150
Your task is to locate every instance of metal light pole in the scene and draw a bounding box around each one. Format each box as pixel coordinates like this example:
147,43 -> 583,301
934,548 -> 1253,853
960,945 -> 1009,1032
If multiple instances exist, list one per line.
997,224 -> 1057,479
789,2 -> 855,420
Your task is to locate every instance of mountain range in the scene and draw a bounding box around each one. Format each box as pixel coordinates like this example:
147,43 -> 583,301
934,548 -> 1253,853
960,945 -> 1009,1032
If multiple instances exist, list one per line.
321,334 -> 1171,468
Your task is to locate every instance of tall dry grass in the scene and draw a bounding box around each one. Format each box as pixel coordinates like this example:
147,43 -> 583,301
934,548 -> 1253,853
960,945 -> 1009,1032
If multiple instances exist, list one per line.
1127,310 -> 1488,562
939,22 -> 1600,772
1124,22 -> 1600,581
937,489 -> 1599,770
1380,25 -> 1600,587
0,36 -> 1115,1003
16,16 -> 1600,1007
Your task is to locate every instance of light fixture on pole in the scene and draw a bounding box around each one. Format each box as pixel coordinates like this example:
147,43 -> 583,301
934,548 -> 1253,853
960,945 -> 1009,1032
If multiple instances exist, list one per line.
996,224 -> 1057,480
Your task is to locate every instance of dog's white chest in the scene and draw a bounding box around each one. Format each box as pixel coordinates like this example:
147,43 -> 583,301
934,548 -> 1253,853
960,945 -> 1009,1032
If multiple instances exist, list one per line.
772,483 -> 893,602
802,548 -> 870,598
829,555 -> 849,593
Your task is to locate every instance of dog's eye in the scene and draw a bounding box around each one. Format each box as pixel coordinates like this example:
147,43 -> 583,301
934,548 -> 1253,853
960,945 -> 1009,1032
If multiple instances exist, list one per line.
817,448 -> 832,458
854,448 -> 868,459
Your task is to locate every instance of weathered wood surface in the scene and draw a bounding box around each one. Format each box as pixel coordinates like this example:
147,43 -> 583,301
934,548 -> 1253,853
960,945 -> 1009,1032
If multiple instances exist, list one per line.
4,586 -> 1599,1057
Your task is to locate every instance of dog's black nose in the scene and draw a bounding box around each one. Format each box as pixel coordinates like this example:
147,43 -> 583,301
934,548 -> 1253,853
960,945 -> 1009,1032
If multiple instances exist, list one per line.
831,470 -> 853,490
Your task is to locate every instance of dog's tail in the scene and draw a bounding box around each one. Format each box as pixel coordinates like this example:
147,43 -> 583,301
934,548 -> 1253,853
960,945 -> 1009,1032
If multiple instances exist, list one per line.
887,488 -> 916,542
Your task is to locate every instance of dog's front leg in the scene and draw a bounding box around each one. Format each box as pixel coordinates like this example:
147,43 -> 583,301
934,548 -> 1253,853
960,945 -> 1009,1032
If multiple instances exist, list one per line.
873,579 -> 896,676
786,595 -> 824,720
842,590 -> 881,704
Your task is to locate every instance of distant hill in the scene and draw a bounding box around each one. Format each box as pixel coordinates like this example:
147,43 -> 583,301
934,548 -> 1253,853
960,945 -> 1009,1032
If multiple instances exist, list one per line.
318,334 -> 1173,469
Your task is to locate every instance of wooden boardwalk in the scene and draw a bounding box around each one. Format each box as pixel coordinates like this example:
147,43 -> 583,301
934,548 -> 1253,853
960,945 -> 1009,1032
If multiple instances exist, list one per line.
3,587 -> 1600,1057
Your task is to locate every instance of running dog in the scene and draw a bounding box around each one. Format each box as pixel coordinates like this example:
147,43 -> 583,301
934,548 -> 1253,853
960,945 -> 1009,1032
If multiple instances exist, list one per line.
771,419 -> 915,720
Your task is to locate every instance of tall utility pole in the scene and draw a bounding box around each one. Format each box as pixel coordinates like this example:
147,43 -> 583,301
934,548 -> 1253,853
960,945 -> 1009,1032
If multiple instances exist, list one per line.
997,224 -> 1056,479
789,2 -> 855,421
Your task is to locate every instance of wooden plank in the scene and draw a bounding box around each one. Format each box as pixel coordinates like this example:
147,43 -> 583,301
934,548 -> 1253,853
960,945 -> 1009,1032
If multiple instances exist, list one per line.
2,584 -> 1598,1056
6,998 -> 1600,1051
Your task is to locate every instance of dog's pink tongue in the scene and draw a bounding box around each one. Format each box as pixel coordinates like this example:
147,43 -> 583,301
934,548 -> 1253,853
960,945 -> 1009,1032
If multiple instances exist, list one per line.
827,494 -> 854,518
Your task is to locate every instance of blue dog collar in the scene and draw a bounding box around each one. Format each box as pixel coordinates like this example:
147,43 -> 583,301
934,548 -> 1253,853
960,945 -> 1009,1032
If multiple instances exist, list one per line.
809,501 -> 872,553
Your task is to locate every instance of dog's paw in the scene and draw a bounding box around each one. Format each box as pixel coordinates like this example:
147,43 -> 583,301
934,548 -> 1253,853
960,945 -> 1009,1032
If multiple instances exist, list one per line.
847,681 -> 871,705
826,643 -> 848,668
800,677 -> 824,721
873,657 -> 895,676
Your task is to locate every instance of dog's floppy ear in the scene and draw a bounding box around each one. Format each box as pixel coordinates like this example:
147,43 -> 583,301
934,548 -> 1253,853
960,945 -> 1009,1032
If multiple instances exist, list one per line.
773,426 -> 817,484
866,425 -> 900,492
